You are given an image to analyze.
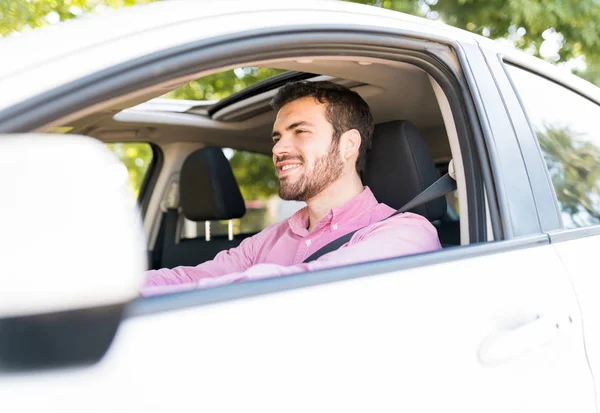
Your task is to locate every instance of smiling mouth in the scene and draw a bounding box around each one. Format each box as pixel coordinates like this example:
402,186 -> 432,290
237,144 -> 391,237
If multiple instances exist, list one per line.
281,163 -> 302,171
278,163 -> 303,177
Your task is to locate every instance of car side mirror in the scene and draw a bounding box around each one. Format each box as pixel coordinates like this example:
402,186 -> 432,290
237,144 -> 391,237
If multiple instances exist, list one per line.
0,134 -> 147,371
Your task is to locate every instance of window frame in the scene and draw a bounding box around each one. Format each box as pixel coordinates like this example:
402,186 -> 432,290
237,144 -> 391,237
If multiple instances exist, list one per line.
0,26 -> 489,245
0,25 -> 522,312
459,43 -> 544,239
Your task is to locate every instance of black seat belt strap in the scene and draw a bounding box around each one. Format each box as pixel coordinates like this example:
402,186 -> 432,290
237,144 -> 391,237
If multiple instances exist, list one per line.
396,173 -> 457,214
303,230 -> 357,263
302,173 -> 457,263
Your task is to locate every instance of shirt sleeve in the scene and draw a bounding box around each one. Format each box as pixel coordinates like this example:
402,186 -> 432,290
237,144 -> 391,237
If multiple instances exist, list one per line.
141,213 -> 441,296
143,229 -> 262,288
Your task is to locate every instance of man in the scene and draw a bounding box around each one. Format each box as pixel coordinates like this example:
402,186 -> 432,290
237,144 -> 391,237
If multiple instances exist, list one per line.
143,81 -> 441,295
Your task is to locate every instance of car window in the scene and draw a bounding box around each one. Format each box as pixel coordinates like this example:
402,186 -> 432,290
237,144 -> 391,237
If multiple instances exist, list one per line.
106,142 -> 154,199
505,64 -> 600,229
182,149 -> 304,239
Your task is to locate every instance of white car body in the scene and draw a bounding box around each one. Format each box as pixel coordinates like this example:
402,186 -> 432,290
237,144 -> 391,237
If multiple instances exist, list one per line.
1,2 -> 599,412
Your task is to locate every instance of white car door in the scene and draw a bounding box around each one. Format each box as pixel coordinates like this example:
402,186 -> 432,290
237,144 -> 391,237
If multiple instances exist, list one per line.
0,241 -> 593,413
495,54 -> 600,412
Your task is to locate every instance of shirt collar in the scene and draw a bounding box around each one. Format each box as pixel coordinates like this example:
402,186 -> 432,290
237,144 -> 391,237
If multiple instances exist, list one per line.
287,186 -> 379,237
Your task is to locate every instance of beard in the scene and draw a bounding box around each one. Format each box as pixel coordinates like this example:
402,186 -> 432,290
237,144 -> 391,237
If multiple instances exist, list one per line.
277,139 -> 344,201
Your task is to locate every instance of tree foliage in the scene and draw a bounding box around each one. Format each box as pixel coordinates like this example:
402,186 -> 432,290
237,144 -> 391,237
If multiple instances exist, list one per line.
106,142 -> 153,198
4,0 -> 600,81
0,0 -> 155,36
349,0 -> 600,85
165,67 -> 286,101
228,150 -> 278,200
9,0 -> 600,83
537,125 -> 600,227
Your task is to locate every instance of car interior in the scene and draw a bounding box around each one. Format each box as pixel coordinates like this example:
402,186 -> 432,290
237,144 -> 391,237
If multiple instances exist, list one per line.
46,56 -> 470,273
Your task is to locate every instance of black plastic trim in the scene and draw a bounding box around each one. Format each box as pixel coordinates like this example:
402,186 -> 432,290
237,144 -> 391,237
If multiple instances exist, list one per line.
0,303 -> 125,372
128,234 -> 548,318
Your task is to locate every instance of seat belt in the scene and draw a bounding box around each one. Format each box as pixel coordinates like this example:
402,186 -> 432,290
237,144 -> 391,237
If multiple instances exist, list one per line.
302,172 -> 457,263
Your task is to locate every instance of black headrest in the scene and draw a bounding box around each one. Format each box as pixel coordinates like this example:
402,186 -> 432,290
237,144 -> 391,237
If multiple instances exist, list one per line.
363,120 -> 446,221
180,147 -> 246,221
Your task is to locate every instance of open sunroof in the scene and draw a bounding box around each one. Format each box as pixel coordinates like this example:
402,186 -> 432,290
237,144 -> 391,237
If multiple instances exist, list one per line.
162,67 -> 293,102
162,67 -> 317,116
208,70 -> 318,116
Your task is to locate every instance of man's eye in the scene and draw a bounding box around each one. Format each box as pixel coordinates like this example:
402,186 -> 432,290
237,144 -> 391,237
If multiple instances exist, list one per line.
295,130 -> 306,135
272,138 -> 280,144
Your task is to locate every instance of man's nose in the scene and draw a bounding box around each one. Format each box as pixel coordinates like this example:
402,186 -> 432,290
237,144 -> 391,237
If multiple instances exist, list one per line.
272,134 -> 292,157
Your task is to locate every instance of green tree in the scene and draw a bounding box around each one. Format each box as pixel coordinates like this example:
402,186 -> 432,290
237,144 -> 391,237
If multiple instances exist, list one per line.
5,0 -> 600,85
106,142 -> 153,198
349,0 -> 600,85
0,0 -> 156,36
165,67 -> 286,101
229,149 -> 278,200
537,125 -> 600,227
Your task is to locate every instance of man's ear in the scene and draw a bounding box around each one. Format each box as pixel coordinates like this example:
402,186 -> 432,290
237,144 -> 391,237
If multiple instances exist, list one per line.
340,129 -> 361,161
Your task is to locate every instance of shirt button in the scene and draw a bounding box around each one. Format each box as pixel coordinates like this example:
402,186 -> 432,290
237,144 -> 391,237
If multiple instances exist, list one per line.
305,239 -> 312,246
332,223 -> 338,230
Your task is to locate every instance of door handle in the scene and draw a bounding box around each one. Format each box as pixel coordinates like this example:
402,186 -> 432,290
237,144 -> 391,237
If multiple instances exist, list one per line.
478,314 -> 567,366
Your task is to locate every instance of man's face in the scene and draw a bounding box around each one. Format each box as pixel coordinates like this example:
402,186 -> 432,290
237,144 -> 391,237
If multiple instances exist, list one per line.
271,97 -> 344,201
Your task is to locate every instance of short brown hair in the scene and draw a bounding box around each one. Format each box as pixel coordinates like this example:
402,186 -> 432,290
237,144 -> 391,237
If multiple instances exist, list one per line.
270,81 -> 374,177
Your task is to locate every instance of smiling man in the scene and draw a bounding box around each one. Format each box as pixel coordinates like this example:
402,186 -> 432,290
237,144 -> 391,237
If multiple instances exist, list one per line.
143,81 -> 441,294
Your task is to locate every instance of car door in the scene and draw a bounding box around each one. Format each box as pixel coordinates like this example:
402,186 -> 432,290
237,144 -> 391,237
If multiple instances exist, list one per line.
1,241 -> 593,413
0,23 -> 595,413
490,52 -> 600,411
1,102 -> 589,406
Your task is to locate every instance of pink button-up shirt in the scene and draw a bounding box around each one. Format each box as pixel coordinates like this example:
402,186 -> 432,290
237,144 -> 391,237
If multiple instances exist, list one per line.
142,187 -> 441,295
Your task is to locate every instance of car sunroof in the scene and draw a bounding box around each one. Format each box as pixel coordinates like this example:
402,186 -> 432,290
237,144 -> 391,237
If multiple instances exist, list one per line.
162,67 -> 288,102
